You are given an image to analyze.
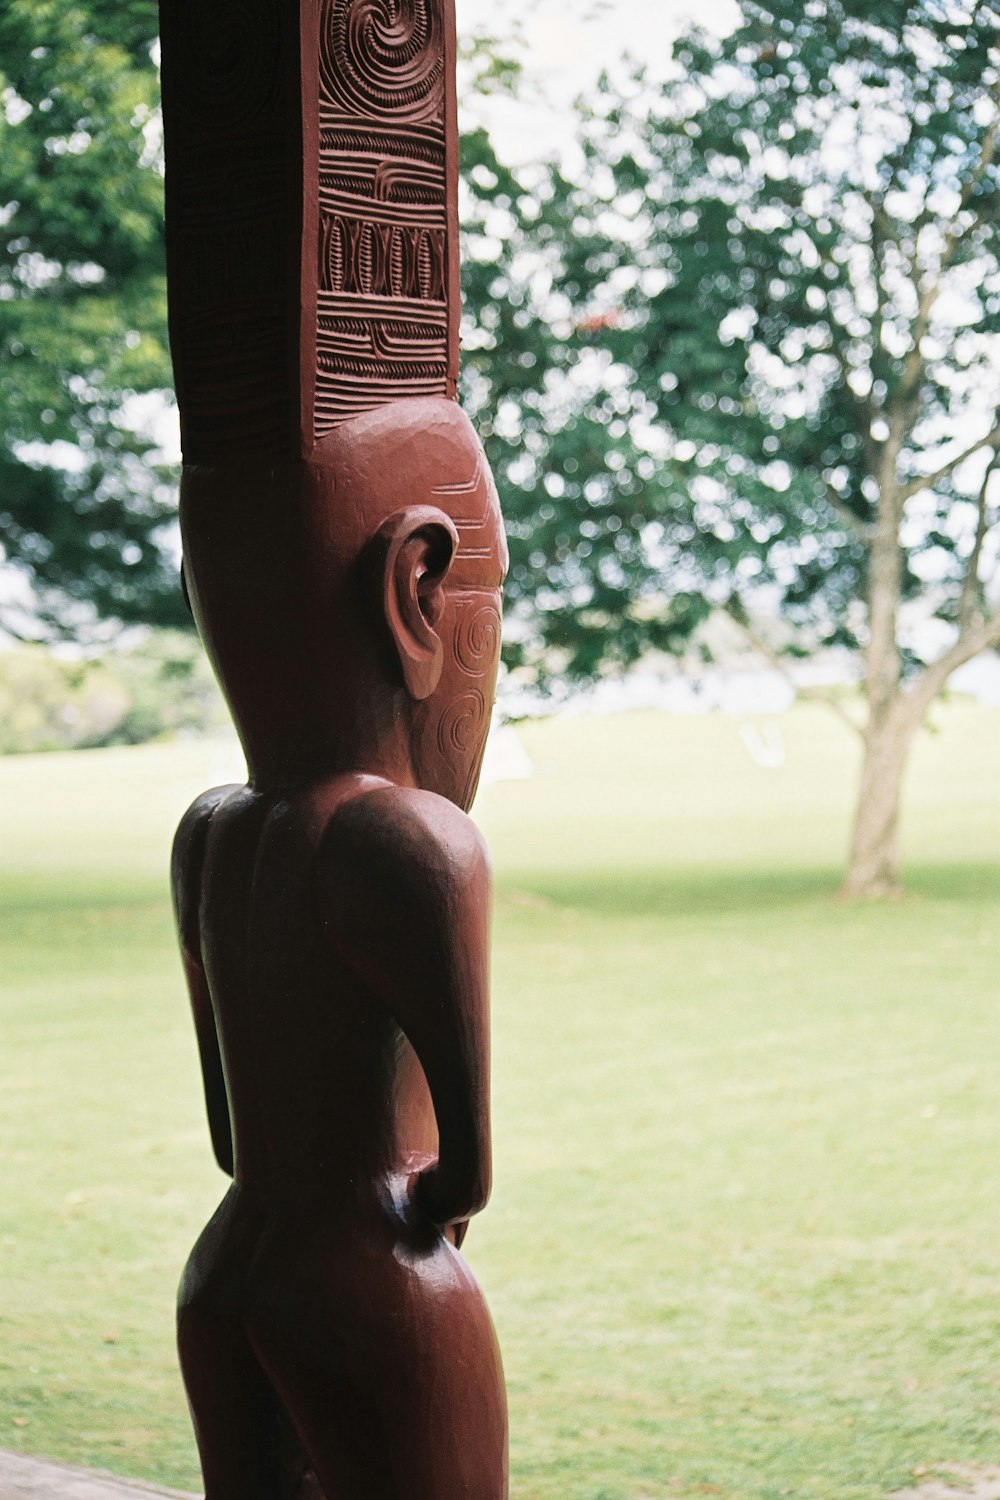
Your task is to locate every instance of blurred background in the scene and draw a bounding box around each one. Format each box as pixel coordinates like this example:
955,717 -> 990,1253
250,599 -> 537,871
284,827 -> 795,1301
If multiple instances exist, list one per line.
1,2 -> 999,1497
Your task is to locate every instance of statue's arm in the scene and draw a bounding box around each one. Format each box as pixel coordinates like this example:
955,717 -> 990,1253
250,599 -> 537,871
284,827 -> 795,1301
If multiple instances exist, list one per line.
170,787 -> 238,1178
317,785 -> 493,1232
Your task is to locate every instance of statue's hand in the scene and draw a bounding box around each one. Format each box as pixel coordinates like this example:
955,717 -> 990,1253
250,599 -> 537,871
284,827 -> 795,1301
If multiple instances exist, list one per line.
320,786 -> 494,1254
407,1164 -> 480,1249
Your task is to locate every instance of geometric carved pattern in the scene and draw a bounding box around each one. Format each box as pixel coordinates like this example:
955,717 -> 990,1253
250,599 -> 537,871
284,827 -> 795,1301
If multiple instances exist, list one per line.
160,0 -> 459,459
314,0 -> 456,437
434,461 -> 498,562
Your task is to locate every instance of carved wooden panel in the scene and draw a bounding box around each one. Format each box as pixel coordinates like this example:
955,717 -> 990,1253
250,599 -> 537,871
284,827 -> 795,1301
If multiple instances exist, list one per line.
161,0 -> 460,460
312,0 -> 459,438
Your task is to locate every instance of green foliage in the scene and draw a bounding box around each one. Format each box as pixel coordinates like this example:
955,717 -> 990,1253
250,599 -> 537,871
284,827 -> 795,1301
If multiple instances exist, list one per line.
5,0 -> 998,685
462,1 -> 1000,682
0,0 -> 181,635
0,645 -> 126,752
0,632 -> 226,752
106,630 -> 227,745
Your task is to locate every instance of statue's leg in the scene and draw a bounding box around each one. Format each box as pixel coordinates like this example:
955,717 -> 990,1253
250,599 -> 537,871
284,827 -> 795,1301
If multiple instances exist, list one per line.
245,1221 -> 508,1500
178,1189 -> 312,1500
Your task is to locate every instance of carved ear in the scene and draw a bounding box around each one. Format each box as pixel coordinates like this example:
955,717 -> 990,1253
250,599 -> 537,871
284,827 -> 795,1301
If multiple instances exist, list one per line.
375,506 -> 459,700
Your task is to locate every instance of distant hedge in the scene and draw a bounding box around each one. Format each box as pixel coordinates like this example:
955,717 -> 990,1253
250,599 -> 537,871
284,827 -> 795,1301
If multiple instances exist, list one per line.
0,632 -> 228,753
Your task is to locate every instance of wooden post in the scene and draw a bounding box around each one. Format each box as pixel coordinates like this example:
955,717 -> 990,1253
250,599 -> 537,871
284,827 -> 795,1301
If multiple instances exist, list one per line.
160,4 -> 508,1495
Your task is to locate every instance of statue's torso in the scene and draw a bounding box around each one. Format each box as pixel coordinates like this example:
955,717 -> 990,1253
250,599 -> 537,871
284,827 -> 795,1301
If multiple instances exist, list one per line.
197,777 -> 439,1212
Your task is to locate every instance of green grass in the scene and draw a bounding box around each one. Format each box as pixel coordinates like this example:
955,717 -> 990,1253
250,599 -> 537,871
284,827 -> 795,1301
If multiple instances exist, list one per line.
2,704 -> 999,1498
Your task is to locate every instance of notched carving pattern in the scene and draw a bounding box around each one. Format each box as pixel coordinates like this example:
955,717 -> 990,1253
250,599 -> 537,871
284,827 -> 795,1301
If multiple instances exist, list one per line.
435,459 -> 502,565
320,215 -> 446,301
314,0 -> 453,436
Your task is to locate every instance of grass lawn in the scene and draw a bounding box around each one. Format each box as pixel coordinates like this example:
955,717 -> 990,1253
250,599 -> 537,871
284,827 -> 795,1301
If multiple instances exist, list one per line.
1,702 -> 998,1498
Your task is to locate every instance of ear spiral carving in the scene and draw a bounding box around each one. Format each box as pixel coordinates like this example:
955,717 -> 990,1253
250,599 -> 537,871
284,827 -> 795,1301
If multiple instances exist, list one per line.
436,691 -> 488,772
321,0 -> 444,121
454,603 -> 501,677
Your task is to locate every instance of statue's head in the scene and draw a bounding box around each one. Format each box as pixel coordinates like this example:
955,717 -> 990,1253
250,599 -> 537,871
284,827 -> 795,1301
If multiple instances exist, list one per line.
161,0 -> 495,801
180,398 -> 506,809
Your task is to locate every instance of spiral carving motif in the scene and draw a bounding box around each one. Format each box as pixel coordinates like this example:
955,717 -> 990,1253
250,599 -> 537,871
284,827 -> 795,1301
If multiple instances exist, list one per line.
436,691 -> 488,771
454,603 -> 501,678
312,0 -> 456,435
321,0 -> 444,121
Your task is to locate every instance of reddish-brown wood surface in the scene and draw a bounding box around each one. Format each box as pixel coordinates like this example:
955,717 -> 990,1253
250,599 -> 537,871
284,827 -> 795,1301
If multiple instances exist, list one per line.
160,4 -> 508,1495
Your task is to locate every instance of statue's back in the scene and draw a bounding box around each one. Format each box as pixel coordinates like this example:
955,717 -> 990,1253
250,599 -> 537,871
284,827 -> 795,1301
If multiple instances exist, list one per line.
175,776 -> 508,1500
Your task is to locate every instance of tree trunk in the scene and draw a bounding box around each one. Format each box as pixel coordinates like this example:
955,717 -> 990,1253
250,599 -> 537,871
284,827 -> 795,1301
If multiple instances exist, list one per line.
843,432 -> 911,900
840,706 -> 916,899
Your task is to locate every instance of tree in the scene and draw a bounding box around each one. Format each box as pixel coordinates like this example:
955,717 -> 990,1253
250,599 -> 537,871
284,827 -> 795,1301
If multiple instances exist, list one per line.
0,0 -> 182,636
6,1 -> 999,898
462,0 -> 1000,897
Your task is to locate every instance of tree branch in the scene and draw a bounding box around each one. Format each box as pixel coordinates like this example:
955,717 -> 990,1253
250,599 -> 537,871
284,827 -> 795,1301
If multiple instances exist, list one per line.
0,617 -> 37,645
824,482 -> 872,542
958,450 -> 999,632
896,280 -> 941,411
959,81 -> 999,213
826,334 -> 881,472
911,606 -> 1000,712
899,421 -> 1000,503
724,599 -> 865,740
937,78 -> 1000,273
862,188 -> 889,382
894,94 -> 1000,443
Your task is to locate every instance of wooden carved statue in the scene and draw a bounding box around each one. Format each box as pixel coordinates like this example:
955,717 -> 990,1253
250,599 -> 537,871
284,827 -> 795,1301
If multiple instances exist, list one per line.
159,2 -> 508,1495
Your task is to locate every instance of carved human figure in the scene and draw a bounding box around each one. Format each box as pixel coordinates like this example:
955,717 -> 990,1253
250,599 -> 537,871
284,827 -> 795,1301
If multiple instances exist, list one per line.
170,397 -> 508,1499
158,0 -> 509,1486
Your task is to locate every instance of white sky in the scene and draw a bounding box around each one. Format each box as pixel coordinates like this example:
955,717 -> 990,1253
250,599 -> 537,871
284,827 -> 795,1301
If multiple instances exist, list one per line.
455,0 -> 738,163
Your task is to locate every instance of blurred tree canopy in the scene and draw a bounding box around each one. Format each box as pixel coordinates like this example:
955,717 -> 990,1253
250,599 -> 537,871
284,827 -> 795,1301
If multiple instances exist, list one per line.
462,0 -> 1000,894
0,0 -> 182,635
3,1 -> 1000,891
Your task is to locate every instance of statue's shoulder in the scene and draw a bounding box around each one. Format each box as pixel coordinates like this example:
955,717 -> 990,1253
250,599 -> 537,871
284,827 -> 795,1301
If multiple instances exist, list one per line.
315,782 -> 489,959
171,783 -> 244,935
319,781 -> 488,895
172,783 -> 245,875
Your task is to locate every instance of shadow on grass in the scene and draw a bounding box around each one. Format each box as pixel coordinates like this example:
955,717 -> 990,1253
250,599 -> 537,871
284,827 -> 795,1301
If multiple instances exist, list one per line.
3,862 -> 996,927
902,861 -> 1000,903
497,860 -> 1000,919
0,873 -> 169,916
